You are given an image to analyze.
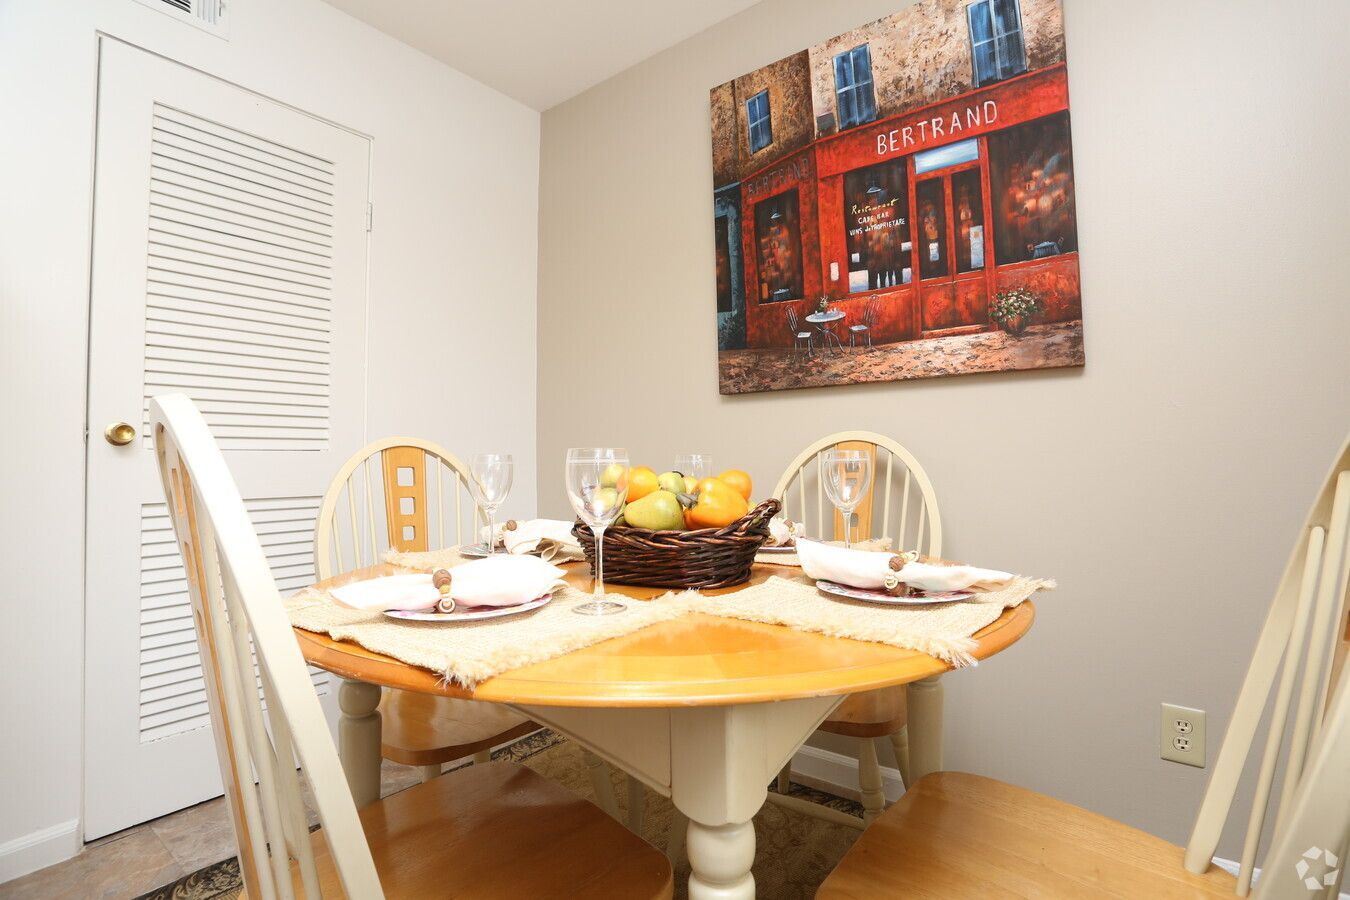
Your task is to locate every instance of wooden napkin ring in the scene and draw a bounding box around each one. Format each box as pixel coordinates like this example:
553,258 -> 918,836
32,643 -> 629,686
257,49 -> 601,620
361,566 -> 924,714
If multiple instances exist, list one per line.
432,569 -> 452,594
504,520 -> 518,531
883,551 -> 918,595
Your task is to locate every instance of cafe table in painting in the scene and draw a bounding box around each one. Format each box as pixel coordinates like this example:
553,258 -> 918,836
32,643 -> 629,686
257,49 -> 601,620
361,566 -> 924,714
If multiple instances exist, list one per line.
804,309 -> 847,352
293,561 -> 1035,900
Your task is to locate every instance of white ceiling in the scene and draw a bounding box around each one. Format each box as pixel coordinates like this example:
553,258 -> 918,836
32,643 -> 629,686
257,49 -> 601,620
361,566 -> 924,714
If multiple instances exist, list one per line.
321,0 -> 765,110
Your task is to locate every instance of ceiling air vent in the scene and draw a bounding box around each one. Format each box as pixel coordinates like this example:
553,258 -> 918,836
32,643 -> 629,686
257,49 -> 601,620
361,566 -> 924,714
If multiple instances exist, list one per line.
134,0 -> 228,38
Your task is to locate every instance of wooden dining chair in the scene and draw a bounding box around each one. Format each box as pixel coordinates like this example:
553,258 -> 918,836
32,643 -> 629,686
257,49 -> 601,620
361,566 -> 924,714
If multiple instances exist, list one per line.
314,438 -> 623,818
818,435 -> 1350,898
768,431 -> 943,827
150,394 -> 673,899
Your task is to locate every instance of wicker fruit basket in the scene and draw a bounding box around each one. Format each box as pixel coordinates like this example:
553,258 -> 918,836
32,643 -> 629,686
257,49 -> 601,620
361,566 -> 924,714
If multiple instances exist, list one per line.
571,498 -> 781,590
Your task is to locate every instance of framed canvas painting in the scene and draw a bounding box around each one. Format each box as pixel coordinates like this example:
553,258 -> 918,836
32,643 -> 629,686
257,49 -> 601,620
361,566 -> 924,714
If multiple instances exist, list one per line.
711,0 -> 1084,394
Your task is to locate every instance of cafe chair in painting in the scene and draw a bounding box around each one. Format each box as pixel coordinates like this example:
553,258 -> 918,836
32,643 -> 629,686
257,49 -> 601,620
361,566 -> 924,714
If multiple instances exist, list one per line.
849,300 -> 880,348
149,394 -> 674,900
818,435 -> 1350,898
314,438 -> 624,816
786,305 -> 814,358
772,431 -> 944,827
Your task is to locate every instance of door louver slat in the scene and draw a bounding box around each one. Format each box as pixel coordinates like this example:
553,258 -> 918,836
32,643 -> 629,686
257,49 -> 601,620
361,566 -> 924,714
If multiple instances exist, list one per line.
137,499 -> 328,743
143,102 -> 335,451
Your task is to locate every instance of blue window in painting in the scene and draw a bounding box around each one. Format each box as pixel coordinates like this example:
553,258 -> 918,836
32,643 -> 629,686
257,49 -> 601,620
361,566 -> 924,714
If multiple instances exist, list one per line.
914,138 -> 980,174
833,44 -> 876,130
968,0 -> 1027,86
746,90 -> 772,154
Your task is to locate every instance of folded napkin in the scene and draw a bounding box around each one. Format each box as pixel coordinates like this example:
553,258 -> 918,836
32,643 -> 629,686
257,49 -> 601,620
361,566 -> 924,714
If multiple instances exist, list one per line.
889,561 -> 1014,593
502,518 -> 584,562
332,555 -> 566,612
478,518 -> 583,561
766,515 -> 804,547
795,539 -> 906,589
330,573 -> 441,612
795,538 -> 1014,592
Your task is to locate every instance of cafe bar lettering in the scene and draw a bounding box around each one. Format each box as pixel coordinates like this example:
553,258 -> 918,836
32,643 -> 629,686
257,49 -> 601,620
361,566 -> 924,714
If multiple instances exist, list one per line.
711,0 -> 1085,394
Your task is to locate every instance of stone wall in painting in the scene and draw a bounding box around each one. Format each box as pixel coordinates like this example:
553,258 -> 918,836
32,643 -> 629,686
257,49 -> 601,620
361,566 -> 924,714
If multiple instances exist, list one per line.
710,51 -> 815,189
807,0 -> 1065,137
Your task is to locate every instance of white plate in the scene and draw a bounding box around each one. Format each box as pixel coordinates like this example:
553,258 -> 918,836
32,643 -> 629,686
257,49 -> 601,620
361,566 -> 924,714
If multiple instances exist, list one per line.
383,593 -> 552,623
815,580 -> 974,606
757,544 -> 796,554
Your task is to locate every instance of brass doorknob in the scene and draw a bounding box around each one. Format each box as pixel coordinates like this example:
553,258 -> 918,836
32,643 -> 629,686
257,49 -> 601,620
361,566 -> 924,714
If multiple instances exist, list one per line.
105,422 -> 137,446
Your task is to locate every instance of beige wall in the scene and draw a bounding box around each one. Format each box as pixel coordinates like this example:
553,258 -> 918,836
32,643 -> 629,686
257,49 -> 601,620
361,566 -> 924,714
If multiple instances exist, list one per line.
537,0 -> 1350,856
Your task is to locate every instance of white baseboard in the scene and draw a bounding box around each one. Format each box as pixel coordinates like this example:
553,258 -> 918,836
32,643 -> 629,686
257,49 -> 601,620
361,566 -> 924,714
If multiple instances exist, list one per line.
0,820 -> 81,884
788,744 -> 905,804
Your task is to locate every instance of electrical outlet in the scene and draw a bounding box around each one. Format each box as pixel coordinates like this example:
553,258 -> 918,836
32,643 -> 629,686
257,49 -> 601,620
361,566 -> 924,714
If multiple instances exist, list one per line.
1161,704 -> 1206,767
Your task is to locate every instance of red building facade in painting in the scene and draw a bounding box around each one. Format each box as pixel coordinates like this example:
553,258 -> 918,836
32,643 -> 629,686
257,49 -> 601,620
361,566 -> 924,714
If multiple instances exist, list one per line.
712,0 -> 1083,365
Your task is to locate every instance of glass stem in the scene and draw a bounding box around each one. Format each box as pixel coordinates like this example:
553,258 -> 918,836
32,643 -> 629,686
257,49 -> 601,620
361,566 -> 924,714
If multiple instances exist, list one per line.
593,525 -> 606,596
843,509 -> 852,550
486,509 -> 496,553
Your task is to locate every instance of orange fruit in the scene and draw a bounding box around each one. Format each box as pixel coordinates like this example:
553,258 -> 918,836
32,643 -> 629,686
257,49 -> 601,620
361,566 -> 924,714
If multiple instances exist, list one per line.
684,477 -> 750,528
717,469 -> 753,502
626,466 -> 659,503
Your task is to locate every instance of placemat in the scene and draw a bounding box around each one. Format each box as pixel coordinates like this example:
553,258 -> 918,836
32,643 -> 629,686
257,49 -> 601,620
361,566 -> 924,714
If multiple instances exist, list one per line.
686,571 -> 1053,667
287,583 -> 692,688
383,546 -> 478,570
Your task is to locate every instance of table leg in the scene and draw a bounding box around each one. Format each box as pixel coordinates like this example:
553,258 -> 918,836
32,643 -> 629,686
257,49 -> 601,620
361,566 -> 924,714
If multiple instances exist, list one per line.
907,675 -> 945,782
338,679 -> 382,807
517,697 -> 839,900
686,819 -> 756,899
670,697 -> 839,900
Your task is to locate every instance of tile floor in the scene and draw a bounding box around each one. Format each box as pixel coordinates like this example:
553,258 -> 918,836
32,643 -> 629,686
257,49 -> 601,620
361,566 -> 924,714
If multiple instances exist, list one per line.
0,761 -> 425,899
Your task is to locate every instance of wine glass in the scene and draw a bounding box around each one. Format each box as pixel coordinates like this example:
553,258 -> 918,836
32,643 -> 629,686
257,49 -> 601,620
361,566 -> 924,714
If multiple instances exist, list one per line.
565,448 -> 630,615
470,452 -> 514,554
674,451 -> 714,482
821,449 -> 873,549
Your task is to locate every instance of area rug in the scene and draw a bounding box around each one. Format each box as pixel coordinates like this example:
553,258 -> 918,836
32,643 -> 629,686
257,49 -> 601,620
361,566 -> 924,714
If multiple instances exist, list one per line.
136,730 -> 862,900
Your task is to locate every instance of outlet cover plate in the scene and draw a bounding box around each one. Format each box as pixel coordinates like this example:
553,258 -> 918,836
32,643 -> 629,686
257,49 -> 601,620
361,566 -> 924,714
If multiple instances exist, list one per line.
1161,703 -> 1206,767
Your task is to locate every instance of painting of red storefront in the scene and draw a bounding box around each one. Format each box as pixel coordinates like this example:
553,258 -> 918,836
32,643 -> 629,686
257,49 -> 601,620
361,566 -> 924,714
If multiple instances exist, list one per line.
711,0 -> 1085,394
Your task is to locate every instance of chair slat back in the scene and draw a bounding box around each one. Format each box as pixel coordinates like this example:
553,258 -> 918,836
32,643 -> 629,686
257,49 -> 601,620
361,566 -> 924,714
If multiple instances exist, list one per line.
1184,435 -> 1350,897
1257,656 -> 1349,899
314,437 -> 482,580
772,431 -> 942,557
151,393 -> 382,899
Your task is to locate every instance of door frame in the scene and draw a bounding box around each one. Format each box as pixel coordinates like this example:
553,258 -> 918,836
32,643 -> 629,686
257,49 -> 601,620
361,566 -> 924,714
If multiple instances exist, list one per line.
80,34 -> 373,840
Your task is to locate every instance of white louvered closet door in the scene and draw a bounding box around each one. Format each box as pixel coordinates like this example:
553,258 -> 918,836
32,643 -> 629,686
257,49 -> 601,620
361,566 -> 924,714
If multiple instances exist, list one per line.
84,40 -> 370,839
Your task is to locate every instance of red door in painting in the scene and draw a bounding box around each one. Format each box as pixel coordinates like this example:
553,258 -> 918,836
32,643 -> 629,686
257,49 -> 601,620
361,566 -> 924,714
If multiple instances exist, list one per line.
915,157 -> 990,332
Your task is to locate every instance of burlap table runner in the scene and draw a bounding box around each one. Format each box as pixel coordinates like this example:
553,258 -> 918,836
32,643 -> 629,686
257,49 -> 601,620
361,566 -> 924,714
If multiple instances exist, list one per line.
383,546 -> 478,570
287,582 -> 692,688
686,571 -> 1053,667
289,544 -> 1052,685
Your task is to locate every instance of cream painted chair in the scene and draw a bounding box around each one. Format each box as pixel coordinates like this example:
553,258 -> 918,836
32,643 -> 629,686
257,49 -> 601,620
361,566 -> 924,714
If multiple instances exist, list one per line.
315,438 -> 624,820
149,395 -> 674,899
819,436 -> 1350,898
769,431 -> 942,827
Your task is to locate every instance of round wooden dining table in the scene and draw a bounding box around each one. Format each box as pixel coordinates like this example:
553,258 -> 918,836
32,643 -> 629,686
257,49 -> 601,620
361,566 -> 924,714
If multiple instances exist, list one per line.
294,561 -> 1035,900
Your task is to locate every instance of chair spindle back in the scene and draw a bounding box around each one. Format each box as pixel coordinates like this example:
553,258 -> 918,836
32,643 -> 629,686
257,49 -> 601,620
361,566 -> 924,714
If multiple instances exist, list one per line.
314,437 -> 483,580
151,393 -> 382,899
1186,435 -> 1350,897
772,431 -> 942,557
